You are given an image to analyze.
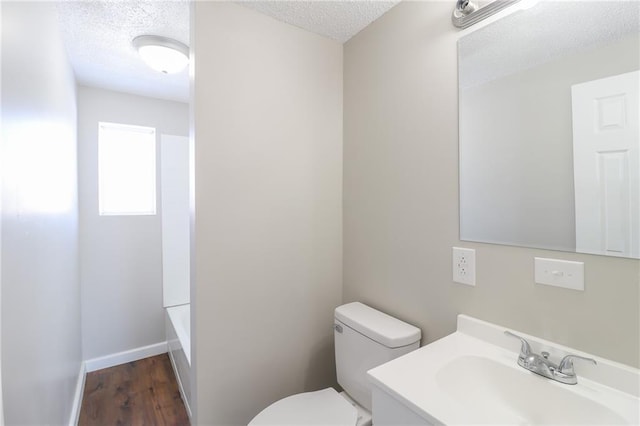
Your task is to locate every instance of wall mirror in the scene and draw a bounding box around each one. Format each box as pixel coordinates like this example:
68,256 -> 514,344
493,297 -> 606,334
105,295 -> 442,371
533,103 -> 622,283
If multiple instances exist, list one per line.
458,1 -> 640,259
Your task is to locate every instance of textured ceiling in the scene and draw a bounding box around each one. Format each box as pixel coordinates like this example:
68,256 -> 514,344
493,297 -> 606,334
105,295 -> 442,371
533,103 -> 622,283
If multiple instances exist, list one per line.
56,1 -> 399,103
459,1 -> 640,89
239,1 -> 400,43
57,0 -> 191,103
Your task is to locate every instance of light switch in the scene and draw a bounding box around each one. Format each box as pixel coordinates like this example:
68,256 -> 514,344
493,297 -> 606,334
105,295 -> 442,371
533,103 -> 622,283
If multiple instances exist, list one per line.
534,257 -> 584,291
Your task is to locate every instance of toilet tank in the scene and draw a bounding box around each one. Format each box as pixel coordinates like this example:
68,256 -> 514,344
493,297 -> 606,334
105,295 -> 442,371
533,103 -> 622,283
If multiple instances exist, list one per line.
334,302 -> 421,412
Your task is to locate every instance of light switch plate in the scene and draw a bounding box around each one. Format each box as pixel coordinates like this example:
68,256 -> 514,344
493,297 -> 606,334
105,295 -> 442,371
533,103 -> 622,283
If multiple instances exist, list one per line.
453,247 -> 476,286
534,257 -> 584,291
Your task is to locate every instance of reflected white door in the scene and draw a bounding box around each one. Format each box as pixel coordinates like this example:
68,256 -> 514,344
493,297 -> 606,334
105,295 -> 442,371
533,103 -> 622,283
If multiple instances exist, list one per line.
572,70 -> 639,258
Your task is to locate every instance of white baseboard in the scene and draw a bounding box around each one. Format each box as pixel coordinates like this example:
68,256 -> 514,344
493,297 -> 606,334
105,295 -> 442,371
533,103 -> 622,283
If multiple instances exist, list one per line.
69,361 -> 86,426
84,341 -> 168,373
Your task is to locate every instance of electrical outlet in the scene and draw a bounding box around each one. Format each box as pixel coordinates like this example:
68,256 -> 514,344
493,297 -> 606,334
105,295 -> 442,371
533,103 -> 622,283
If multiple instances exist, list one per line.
453,247 -> 476,286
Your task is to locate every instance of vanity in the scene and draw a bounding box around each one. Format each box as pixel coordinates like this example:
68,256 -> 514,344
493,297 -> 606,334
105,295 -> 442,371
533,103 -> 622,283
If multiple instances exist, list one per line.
367,315 -> 640,425
367,1 -> 640,422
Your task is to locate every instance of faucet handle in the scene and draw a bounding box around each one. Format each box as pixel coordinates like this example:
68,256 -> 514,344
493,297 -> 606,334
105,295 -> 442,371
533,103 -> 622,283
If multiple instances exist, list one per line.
504,330 -> 532,357
558,354 -> 597,374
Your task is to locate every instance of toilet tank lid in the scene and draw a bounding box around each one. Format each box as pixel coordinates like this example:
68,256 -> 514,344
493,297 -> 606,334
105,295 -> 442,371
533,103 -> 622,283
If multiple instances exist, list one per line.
335,302 -> 421,348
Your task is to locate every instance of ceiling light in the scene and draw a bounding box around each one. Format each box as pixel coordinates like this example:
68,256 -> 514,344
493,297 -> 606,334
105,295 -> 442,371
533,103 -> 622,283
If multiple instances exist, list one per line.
133,35 -> 189,74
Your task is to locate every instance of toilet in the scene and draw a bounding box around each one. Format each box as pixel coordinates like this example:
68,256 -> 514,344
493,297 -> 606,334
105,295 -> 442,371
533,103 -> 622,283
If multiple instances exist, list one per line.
248,302 -> 421,426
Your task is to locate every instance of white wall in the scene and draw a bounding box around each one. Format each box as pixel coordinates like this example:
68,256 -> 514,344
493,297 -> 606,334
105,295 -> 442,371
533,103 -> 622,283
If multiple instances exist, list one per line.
161,135 -> 190,308
1,2 -> 82,424
77,87 -> 188,360
192,3 -> 343,424
344,1 -> 639,368
0,5 -> 4,419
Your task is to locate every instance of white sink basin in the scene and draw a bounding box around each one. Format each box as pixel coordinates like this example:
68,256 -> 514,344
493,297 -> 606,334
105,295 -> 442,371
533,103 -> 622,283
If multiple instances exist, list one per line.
368,315 -> 640,425
437,355 -> 627,425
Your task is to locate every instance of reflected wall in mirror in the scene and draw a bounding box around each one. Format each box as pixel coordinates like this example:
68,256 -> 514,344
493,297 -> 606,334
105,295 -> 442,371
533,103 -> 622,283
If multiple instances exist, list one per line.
458,1 -> 640,258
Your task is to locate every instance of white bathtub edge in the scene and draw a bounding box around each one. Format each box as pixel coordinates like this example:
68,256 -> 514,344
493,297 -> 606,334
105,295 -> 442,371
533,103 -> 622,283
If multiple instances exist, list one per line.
166,303 -> 191,365
168,344 -> 192,419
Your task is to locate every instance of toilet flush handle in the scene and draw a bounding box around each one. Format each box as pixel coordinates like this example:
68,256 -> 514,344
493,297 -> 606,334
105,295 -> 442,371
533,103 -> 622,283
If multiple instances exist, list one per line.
334,324 -> 343,333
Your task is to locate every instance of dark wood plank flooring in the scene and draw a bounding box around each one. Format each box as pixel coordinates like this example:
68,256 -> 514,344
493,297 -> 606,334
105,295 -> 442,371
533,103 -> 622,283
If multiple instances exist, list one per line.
78,354 -> 190,426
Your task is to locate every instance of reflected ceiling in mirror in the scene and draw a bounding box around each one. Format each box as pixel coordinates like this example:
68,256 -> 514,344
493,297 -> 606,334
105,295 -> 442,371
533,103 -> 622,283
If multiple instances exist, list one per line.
458,1 -> 640,258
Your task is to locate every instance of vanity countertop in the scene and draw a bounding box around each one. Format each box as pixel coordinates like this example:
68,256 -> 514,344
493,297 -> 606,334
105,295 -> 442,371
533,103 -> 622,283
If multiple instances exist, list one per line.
367,315 -> 640,425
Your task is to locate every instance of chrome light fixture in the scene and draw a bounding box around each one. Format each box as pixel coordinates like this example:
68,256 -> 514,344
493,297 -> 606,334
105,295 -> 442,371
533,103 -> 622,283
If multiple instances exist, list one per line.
452,0 -> 522,29
453,0 -> 478,18
133,35 -> 189,74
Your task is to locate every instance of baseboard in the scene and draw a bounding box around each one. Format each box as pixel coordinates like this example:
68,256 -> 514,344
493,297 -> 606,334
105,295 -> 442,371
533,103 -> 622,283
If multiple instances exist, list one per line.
84,341 -> 168,373
69,361 -> 86,426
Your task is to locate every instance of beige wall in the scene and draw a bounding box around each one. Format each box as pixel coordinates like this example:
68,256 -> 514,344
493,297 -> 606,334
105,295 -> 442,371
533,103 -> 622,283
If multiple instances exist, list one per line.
344,1 -> 639,368
1,2 -> 82,424
192,3 -> 343,424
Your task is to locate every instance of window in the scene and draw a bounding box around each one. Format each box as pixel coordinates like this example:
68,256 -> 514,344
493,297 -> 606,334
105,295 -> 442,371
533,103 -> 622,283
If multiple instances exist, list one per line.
98,122 -> 157,215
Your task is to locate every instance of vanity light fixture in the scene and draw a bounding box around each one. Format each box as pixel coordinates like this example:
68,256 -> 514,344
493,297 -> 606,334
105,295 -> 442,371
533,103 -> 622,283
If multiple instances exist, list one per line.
452,0 -> 522,28
132,35 -> 189,74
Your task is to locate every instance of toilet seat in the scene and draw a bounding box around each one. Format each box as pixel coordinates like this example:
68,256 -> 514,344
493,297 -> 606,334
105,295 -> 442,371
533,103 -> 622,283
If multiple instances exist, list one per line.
248,388 -> 358,425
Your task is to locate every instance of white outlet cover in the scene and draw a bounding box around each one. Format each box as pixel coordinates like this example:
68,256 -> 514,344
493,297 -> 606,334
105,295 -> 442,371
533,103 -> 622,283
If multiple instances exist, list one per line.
534,257 -> 584,291
453,247 -> 476,286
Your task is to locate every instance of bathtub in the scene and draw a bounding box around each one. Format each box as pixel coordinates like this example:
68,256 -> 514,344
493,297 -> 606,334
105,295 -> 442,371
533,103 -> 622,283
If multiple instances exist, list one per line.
166,303 -> 192,418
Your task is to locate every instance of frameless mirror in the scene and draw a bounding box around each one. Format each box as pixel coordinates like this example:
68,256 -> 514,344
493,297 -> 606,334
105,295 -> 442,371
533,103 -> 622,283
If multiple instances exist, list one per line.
458,1 -> 640,258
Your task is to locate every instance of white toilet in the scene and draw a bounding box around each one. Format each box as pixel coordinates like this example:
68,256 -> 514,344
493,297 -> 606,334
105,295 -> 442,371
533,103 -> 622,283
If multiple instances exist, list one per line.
248,302 -> 421,426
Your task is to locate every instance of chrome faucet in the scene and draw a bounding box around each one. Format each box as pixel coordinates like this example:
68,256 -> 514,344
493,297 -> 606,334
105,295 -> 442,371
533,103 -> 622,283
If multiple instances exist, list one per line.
504,331 -> 596,385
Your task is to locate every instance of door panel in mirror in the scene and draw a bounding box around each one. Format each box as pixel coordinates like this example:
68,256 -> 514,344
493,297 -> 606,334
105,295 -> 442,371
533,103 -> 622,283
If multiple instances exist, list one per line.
458,1 -> 640,258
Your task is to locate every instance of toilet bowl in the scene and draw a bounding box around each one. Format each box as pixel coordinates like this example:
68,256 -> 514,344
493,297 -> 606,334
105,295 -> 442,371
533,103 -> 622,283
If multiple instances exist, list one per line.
248,388 -> 367,426
248,302 -> 421,426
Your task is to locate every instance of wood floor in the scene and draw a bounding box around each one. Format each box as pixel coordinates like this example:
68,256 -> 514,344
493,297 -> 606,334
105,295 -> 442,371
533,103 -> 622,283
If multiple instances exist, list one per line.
78,354 -> 190,426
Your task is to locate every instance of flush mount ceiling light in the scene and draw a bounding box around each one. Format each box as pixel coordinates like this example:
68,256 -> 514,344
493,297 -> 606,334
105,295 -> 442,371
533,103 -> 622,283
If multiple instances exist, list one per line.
133,35 -> 189,74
